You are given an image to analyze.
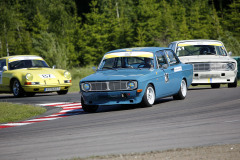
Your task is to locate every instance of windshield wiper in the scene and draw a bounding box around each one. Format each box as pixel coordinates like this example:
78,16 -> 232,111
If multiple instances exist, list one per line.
101,67 -> 118,70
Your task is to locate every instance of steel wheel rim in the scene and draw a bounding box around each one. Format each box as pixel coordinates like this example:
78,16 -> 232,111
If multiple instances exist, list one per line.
181,80 -> 187,97
147,86 -> 155,105
13,81 -> 20,96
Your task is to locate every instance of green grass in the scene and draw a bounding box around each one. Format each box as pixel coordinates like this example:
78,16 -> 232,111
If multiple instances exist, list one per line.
0,102 -> 46,124
69,66 -> 96,92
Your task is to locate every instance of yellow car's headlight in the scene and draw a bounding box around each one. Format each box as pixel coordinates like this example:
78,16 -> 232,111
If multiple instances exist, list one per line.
64,71 -> 71,79
26,73 -> 33,81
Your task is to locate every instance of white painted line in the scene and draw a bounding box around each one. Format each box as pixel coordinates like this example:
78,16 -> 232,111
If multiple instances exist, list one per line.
225,120 -> 240,123
58,103 -> 82,107
3,123 -> 31,126
25,117 -> 60,122
37,102 -> 68,106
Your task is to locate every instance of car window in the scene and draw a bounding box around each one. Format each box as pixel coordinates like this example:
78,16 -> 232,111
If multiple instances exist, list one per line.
100,57 -> 154,69
0,59 -> 6,71
8,60 -> 49,70
165,50 -> 179,65
156,51 -> 167,68
176,44 -> 227,56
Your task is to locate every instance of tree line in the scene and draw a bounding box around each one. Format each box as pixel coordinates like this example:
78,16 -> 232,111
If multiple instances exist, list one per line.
0,0 -> 240,68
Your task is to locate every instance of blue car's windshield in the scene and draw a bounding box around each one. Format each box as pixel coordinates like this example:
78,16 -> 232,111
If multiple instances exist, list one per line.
99,57 -> 154,70
9,60 -> 50,70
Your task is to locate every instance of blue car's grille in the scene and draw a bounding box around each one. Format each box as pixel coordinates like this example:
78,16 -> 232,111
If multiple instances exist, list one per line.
88,81 -> 130,91
91,82 -> 108,91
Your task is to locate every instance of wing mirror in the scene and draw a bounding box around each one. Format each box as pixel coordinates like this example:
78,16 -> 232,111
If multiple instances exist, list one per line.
92,66 -> 97,72
228,51 -> 232,56
3,66 -> 7,71
52,65 -> 56,69
162,64 -> 169,69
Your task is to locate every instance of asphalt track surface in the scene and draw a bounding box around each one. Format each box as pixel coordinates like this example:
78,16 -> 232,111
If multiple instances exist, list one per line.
0,87 -> 240,160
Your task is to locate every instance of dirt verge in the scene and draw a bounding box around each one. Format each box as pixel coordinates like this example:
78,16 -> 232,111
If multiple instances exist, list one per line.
70,144 -> 240,160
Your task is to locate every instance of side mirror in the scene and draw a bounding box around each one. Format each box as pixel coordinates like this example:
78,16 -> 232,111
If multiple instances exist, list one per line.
92,66 -> 97,72
3,66 -> 7,71
162,64 -> 168,69
52,65 -> 56,69
228,51 -> 232,56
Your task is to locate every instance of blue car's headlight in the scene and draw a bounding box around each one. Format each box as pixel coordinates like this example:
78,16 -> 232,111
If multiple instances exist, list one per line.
82,83 -> 91,91
127,81 -> 137,90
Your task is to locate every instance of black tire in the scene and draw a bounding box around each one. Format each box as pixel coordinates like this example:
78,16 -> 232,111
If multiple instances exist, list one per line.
12,79 -> 24,97
140,84 -> 155,107
228,78 -> 237,88
57,90 -> 68,95
211,83 -> 220,88
25,92 -> 36,97
173,79 -> 187,100
81,97 -> 98,113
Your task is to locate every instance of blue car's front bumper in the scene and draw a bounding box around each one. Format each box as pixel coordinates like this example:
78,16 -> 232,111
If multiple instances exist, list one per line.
81,90 -> 144,106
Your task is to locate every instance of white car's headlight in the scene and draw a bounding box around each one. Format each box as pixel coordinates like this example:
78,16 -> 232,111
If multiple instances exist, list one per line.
82,83 -> 91,92
127,81 -> 137,90
26,73 -> 33,81
64,71 -> 71,79
226,62 -> 236,71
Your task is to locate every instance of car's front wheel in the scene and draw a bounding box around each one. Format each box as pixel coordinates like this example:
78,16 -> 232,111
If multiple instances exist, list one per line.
12,79 -> 24,97
81,97 -> 98,113
228,77 -> 237,88
140,84 -> 155,107
173,79 -> 187,100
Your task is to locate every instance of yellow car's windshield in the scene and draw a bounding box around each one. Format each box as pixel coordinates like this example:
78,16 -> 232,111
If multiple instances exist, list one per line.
8,60 -> 50,70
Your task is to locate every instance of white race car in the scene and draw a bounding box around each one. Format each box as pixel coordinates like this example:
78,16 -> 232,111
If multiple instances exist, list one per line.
168,40 -> 237,88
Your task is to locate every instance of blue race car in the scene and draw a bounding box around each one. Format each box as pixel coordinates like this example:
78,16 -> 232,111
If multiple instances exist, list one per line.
80,47 -> 193,112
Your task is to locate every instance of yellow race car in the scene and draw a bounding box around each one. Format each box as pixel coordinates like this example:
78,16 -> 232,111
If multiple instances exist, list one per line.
0,55 -> 72,97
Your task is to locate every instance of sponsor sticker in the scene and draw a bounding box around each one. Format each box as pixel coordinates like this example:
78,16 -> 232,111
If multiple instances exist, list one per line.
174,66 -> 182,72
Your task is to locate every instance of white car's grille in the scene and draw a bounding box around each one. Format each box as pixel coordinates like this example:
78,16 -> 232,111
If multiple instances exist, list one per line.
192,63 -> 235,71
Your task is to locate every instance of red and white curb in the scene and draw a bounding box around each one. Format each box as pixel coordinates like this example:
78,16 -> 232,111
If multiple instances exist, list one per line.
0,102 -> 83,129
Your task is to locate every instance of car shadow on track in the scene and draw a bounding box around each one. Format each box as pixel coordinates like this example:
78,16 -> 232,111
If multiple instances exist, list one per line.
90,97 -> 173,113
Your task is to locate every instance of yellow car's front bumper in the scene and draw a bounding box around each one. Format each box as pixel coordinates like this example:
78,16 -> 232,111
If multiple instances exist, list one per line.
22,83 -> 72,93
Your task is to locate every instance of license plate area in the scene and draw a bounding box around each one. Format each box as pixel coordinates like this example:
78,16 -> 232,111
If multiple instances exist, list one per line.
44,87 -> 60,92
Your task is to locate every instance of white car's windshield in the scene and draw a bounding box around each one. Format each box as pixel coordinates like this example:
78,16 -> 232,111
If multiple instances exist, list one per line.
177,45 -> 227,57
9,60 -> 50,70
99,57 -> 154,70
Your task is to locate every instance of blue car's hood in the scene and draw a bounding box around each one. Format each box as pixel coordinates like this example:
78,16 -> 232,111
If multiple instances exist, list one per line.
81,69 -> 153,82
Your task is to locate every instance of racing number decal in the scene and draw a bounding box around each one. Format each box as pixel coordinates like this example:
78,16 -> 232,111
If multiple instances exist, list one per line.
164,73 -> 169,83
39,74 -> 56,79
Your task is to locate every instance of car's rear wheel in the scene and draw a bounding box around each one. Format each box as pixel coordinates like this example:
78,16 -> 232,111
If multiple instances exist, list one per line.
173,79 -> 187,100
81,97 -> 98,113
12,79 -> 24,97
211,83 -> 220,88
57,90 -> 68,95
228,77 -> 237,88
140,84 -> 155,107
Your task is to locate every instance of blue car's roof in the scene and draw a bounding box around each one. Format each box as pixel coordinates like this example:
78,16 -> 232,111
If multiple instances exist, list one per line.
106,47 -> 170,54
